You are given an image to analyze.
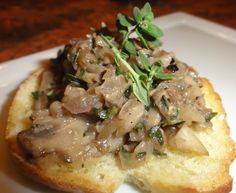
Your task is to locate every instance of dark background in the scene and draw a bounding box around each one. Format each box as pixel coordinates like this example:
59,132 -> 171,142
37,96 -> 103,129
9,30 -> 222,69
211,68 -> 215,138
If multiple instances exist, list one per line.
0,0 -> 236,63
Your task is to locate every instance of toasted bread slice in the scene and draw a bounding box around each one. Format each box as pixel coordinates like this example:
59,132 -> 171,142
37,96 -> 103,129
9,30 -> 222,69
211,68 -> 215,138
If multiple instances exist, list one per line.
5,68 -> 236,193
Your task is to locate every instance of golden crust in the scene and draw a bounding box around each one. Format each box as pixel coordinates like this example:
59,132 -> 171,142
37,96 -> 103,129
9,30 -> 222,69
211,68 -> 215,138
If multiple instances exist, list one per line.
5,69 -> 236,193
9,152 -> 110,193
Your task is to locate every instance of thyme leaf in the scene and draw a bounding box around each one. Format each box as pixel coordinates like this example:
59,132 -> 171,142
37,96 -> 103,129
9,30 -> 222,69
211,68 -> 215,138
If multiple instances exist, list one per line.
32,91 -> 42,100
148,125 -> 164,145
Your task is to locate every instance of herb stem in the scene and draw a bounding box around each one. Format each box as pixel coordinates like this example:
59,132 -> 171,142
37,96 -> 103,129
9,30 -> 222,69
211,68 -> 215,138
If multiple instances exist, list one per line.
121,26 -> 138,49
101,35 -> 149,107
102,35 -> 138,78
146,66 -> 157,89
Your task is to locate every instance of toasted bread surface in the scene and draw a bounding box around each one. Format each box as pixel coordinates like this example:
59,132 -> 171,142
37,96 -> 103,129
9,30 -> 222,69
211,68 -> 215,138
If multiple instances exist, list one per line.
5,69 -> 235,193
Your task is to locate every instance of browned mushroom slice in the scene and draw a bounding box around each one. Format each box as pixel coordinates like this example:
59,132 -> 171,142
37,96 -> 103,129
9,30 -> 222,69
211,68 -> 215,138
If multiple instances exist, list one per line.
17,117 -> 95,163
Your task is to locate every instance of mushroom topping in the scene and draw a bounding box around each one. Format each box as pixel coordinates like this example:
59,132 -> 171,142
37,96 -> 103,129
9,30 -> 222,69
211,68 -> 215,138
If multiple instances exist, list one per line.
62,86 -> 102,114
20,3 -> 217,167
95,75 -> 130,107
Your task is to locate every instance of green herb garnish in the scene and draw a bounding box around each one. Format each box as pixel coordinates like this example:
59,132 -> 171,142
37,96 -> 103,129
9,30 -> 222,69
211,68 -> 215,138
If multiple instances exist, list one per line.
93,108 -> 108,120
68,48 -> 80,66
205,112 -> 217,122
101,33 -> 150,106
124,86 -> 132,98
136,152 -> 146,160
46,89 -> 55,98
98,3 -> 174,107
134,122 -> 144,134
45,82 -> 58,101
32,91 -> 42,100
160,95 -> 169,110
148,125 -> 164,145
117,3 -> 163,50
108,106 -> 119,119
93,106 -> 119,120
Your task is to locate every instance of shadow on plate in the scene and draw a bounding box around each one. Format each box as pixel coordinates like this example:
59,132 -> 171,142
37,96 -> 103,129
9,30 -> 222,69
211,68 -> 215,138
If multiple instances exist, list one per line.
0,61 -> 67,193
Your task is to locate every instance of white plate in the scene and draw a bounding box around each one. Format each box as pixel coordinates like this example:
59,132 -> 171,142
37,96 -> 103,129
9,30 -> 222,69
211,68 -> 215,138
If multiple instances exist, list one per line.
0,12 -> 235,193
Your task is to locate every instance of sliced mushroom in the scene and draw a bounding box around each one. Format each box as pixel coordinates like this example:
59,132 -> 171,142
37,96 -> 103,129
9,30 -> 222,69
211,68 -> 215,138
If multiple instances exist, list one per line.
17,117 -> 95,162
116,99 -> 145,137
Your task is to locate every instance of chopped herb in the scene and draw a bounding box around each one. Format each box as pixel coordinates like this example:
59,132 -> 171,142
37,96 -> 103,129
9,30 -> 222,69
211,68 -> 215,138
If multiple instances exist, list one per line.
68,48 -> 80,66
124,86 -> 132,98
152,61 -> 175,80
46,89 -> 55,98
148,125 -> 164,145
205,112 -> 217,122
32,91 -> 42,100
115,65 -> 122,75
153,150 -> 167,157
44,82 -> 59,101
93,108 -> 108,120
66,73 -> 88,89
107,106 -> 119,119
121,146 -> 129,153
134,122 -> 144,134
161,120 -> 185,128
93,106 -> 119,120
160,95 -> 169,110
136,152 -> 146,160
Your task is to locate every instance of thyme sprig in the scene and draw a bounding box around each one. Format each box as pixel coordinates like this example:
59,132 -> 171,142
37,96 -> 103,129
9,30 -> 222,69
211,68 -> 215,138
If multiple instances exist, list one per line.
101,34 -> 150,106
98,3 -> 173,107
117,2 -> 163,50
